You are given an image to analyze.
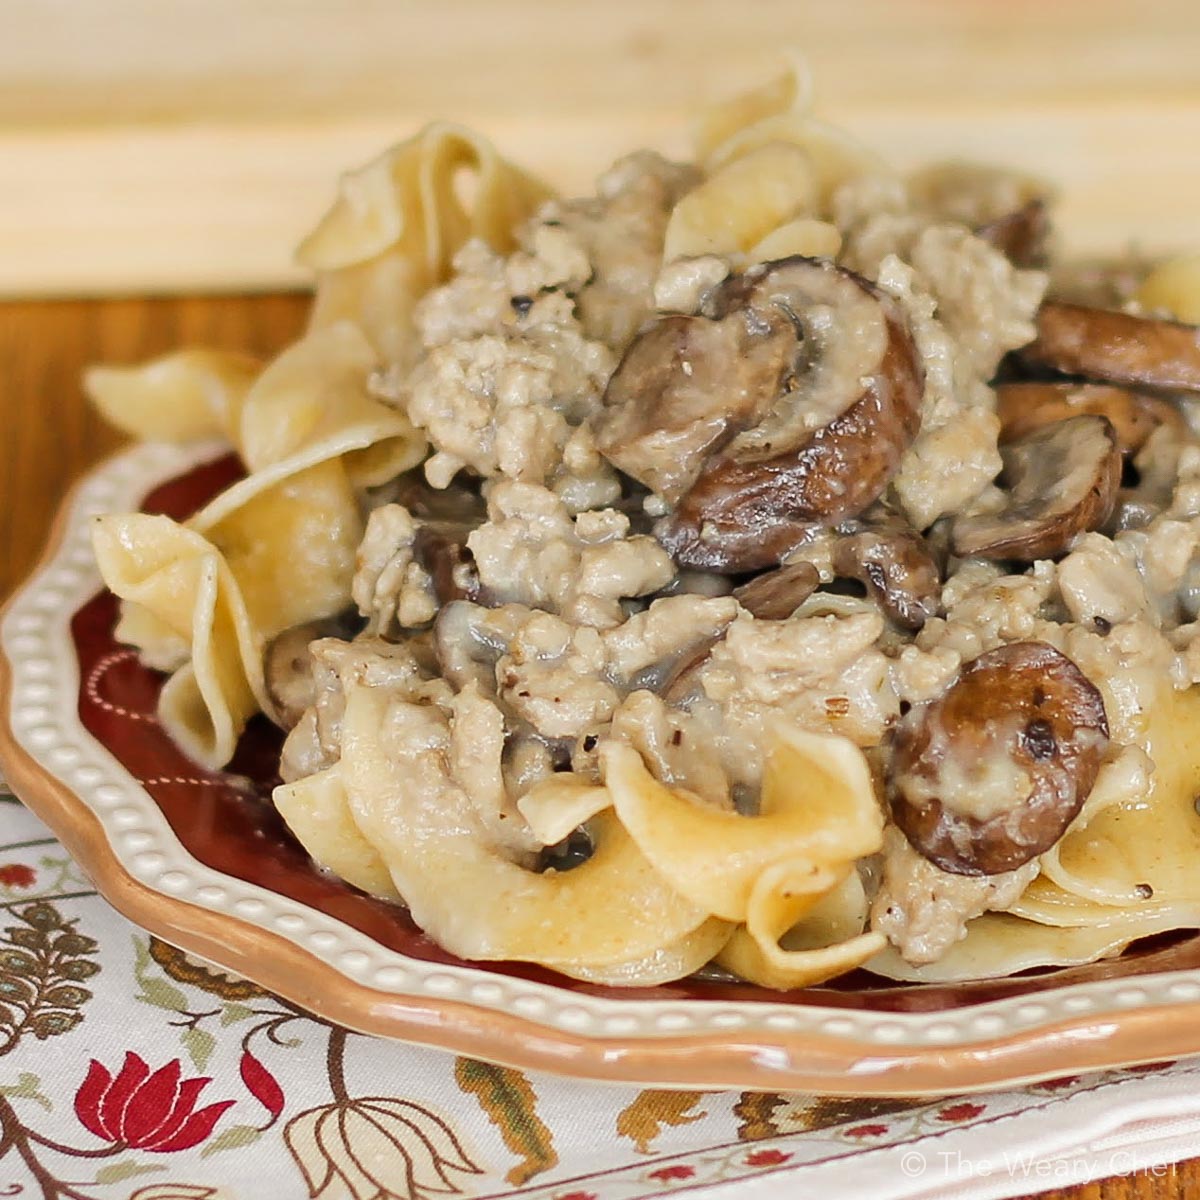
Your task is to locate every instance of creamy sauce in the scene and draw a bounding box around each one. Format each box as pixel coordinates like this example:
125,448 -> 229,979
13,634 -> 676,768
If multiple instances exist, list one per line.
904,741 -> 1033,822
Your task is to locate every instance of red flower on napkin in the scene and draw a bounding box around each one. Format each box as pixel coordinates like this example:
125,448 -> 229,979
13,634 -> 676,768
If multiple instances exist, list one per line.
935,1102 -> 985,1123
647,1164 -> 696,1182
0,863 -> 35,888
74,1052 -> 234,1152
746,1148 -> 793,1166
844,1123 -> 889,1139
240,1050 -> 285,1122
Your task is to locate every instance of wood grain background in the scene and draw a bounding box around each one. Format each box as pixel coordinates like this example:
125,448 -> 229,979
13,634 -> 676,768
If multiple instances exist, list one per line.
1,292 -> 1198,1199
3,0 -> 1199,294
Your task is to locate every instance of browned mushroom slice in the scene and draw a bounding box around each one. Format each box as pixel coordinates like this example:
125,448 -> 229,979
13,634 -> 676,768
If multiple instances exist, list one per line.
995,381 -> 1185,456
594,311 -> 797,502
731,561 -> 820,620
830,517 -> 941,630
263,610 -> 363,729
412,524 -> 487,606
951,415 -> 1121,561
975,199 -> 1049,269
656,258 -> 925,572
1021,301 -> 1200,393
385,475 -> 486,525
660,637 -> 722,707
889,641 -> 1109,875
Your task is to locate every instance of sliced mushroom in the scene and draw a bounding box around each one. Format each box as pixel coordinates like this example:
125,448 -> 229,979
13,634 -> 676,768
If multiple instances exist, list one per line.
995,381 -> 1185,456
1020,301 -> 1200,393
595,312 -> 797,501
661,262 -> 924,571
975,199 -> 1049,269
731,561 -> 820,620
412,523 -> 487,606
889,641 -> 1109,875
597,257 -> 924,574
263,610 -> 364,729
659,637 -> 723,708
951,415 -> 1121,561
829,513 -> 941,630
383,474 -> 486,525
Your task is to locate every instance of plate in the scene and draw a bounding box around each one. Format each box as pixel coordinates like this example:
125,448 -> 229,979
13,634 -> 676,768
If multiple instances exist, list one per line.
5,441 -> 1200,1095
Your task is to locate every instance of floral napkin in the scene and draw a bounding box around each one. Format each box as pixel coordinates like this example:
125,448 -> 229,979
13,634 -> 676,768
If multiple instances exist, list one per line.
1,780 -> 1198,1200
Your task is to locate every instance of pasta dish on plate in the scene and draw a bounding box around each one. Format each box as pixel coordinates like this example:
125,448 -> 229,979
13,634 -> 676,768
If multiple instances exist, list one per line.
84,66 -> 1200,990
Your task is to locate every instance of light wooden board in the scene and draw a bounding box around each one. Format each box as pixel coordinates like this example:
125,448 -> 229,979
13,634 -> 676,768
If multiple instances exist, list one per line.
2,0 -> 1199,296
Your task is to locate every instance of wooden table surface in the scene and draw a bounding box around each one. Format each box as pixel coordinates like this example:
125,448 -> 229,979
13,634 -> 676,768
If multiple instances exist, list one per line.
0,293 -> 1197,1200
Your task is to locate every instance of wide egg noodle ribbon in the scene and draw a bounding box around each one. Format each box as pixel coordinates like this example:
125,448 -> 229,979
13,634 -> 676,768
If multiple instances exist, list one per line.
1034,686 -> 1200,909
601,725 -> 885,989
662,142 -> 822,262
91,515 -> 268,768
691,56 -> 812,162
95,447 -> 375,768
862,909 -> 1198,983
337,684 -> 730,984
718,865 -> 886,990
84,350 -> 260,443
191,321 -> 427,531
274,764 -> 401,902
300,122 -> 553,365
660,59 -> 879,326
600,727 -> 883,921
696,58 -> 883,229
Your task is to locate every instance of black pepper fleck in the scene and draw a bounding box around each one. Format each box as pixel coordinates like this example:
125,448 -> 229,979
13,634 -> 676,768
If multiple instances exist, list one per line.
510,294 -> 533,317
582,734 -> 598,752
1134,882 -> 1154,899
1022,717 -> 1057,760
1093,616 -> 1112,635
